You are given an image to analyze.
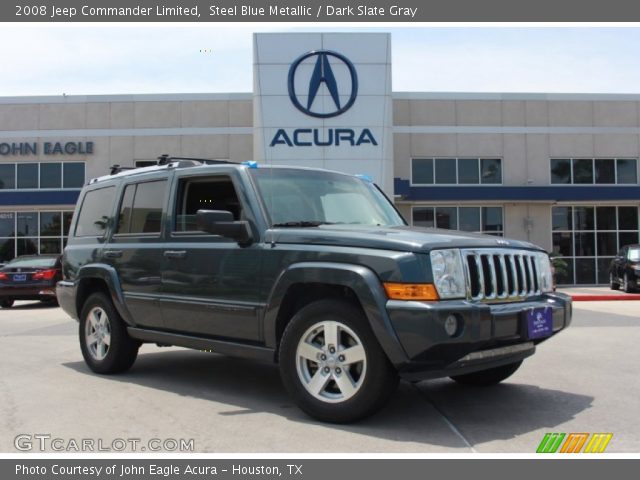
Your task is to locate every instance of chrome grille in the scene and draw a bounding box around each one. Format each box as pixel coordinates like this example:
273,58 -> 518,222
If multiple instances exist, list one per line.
462,249 -> 543,302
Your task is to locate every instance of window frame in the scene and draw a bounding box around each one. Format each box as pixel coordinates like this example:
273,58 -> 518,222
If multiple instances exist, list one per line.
410,205 -> 504,235
549,158 -> 638,185
410,157 -> 503,186
0,161 -> 86,191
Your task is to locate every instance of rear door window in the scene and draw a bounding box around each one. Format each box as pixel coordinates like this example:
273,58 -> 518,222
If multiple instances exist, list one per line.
116,180 -> 167,235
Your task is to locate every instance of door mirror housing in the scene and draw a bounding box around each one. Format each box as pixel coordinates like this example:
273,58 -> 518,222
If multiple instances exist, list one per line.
196,210 -> 252,245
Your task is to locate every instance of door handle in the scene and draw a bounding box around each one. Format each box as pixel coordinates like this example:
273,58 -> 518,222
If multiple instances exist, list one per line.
104,250 -> 123,259
164,250 -> 187,259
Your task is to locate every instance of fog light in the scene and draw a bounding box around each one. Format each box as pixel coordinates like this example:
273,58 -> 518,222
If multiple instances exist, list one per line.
444,314 -> 459,337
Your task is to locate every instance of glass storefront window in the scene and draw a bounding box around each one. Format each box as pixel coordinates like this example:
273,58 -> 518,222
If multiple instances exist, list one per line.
552,205 -> 640,285
63,162 -> 86,188
0,164 -> 16,189
551,158 -> 637,184
480,159 -> 502,184
412,206 -> 503,235
457,159 -> 479,184
435,159 -> 456,184
412,159 -> 433,184
0,210 -> 74,261
40,163 -> 62,189
17,163 -> 38,188
411,158 -> 502,185
435,206 -> 457,229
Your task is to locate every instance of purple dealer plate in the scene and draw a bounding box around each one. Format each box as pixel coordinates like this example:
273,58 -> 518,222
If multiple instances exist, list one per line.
526,307 -> 553,339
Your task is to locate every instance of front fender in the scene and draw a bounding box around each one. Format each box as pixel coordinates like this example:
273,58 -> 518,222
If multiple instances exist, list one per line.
263,262 -> 409,368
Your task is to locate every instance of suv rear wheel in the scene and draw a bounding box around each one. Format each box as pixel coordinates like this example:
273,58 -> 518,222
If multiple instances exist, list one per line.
279,299 -> 398,423
450,360 -> 523,386
79,292 -> 139,374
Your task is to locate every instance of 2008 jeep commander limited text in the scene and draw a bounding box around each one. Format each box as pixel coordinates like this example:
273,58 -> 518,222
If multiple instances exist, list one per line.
57,156 -> 571,423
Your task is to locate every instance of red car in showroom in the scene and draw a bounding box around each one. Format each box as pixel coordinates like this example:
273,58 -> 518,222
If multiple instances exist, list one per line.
0,255 -> 62,308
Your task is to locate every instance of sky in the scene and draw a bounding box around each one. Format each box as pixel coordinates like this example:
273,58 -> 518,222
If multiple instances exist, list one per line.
2,26 -> 640,96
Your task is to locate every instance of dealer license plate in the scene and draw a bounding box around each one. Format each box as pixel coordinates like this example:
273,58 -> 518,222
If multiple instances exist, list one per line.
526,307 -> 553,339
12,274 -> 27,282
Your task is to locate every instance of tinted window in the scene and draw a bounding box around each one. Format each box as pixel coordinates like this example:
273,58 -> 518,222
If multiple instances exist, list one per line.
0,213 -> 14,237
40,212 -> 62,236
129,181 -> 166,234
457,159 -> 479,184
435,159 -> 456,184
595,159 -> 615,184
412,159 -> 433,184
573,159 -> 593,184
116,184 -> 136,234
481,159 -> 502,184
617,159 -> 637,184
63,162 -> 85,188
459,207 -> 480,231
550,159 -> 571,184
412,207 -> 434,228
74,187 -> 116,237
0,164 -> 15,189
40,163 -> 62,189
17,163 -> 38,188
17,212 -> 37,236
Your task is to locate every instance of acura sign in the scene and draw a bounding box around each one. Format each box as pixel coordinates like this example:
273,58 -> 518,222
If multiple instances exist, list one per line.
270,49 -> 377,148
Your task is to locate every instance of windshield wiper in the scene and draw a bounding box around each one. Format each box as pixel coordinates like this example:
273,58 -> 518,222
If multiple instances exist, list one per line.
272,221 -> 335,228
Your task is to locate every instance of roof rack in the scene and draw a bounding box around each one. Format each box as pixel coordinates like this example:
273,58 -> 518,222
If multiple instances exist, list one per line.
109,165 -> 136,175
157,154 -> 236,166
108,155 -> 236,176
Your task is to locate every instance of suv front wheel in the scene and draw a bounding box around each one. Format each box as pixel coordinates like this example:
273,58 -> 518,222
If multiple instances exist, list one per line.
279,299 -> 398,423
79,292 -> 140,374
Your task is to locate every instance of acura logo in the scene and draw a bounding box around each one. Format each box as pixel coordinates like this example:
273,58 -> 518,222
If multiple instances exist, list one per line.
287,50 -> 358,118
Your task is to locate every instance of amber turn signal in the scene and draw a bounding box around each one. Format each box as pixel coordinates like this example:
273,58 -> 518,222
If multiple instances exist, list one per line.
383,283 -> 439,301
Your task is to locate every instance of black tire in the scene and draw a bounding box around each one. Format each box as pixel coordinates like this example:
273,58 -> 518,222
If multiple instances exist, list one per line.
279,299 -> 399,423
79,292 -> 139,374
1,299 -> 14,308
623,273 -> 635,293
610,273 -> 620,290
450,360 -> 523,386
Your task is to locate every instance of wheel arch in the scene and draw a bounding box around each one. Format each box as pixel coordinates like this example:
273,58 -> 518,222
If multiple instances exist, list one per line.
263,262 -> 408,367
75,264 -> 134,326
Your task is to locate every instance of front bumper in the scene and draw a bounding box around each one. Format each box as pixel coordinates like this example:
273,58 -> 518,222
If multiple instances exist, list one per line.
387,292 -> 572,381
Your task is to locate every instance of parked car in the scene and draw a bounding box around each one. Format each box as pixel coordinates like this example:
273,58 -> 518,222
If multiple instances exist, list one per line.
56,157 -> 572,423
0,255 -> 62,308
609,244 -> 640,292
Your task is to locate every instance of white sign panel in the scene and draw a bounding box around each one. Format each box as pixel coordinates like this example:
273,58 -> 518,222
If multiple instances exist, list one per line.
253,32 -> 394,195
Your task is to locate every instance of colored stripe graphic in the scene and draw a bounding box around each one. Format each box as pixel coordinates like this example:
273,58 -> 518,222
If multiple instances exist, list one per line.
536,433 -> 566,453
584,433 -> 613,453
560,433 -> 590,453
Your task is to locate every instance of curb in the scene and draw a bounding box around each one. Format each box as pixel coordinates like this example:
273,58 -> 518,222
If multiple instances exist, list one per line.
569,294 -> 640,301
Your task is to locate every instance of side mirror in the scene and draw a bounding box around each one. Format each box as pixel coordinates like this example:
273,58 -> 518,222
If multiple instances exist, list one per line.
196,210 -> 252,245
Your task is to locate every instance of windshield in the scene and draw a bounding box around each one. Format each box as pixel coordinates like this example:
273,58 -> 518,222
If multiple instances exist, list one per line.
250,168 -> 406,227
629,248 -> 640,262
4,256 -> 58,268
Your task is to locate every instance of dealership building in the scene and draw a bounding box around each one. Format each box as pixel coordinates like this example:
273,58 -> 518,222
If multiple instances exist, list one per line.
1,32 -> 639,285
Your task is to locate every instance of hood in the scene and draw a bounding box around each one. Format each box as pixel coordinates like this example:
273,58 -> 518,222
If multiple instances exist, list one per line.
267,224 -> 542,253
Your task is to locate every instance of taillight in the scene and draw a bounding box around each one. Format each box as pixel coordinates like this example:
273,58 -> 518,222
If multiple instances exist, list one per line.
0,272 -> 8,281
32,269 -> 58,281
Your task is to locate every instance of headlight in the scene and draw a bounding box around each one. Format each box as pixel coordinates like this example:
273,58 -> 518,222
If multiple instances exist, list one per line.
537,252 -> 554,293
430,249 -> 466,299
